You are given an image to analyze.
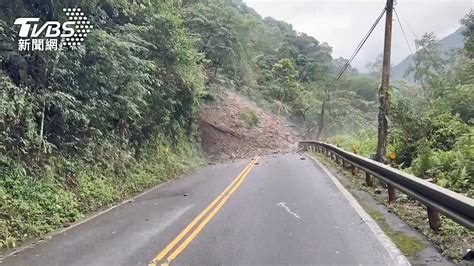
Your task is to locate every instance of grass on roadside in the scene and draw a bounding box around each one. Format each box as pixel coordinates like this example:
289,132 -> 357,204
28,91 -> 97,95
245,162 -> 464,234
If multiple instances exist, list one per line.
366,208 -> 424,257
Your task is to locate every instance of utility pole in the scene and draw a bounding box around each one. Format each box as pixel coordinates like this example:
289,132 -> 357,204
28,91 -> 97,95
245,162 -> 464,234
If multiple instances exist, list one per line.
376,0 -> 393,163
376,0 -> 396,203
316,89 -> 329,140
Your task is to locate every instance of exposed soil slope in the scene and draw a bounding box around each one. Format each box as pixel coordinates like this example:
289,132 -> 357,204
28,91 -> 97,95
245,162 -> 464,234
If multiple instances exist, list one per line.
199,88 -> 298,161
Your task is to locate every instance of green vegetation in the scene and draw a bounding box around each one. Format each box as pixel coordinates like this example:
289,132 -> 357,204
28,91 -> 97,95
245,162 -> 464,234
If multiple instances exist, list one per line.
366,208 -> 424,258
240,108 -> 260,127
0,1 -> 208,249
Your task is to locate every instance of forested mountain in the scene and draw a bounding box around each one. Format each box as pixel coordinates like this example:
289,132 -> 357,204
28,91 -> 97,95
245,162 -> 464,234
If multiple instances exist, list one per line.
0,0 -> 472,253
183,1 -> 378,136
391,27 -> 465,81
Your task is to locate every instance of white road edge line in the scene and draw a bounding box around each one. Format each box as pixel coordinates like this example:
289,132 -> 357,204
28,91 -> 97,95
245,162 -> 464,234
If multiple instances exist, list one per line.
307,154 -> 411,266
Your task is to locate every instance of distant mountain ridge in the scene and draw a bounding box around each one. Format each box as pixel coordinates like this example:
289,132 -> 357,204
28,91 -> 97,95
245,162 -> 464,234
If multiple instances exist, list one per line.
391,27 -> 466,82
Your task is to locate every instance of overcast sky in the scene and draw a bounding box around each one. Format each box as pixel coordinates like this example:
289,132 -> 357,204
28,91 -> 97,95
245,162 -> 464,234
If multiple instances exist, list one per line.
244,0 -> 472,72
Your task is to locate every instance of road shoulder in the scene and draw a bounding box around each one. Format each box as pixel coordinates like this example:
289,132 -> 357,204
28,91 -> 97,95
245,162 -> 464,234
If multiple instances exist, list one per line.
307,152 -> 453,265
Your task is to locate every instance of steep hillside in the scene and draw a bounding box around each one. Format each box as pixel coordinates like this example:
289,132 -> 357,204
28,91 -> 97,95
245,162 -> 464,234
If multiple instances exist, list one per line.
199,88 -> 298,161
392,27 -> 465,81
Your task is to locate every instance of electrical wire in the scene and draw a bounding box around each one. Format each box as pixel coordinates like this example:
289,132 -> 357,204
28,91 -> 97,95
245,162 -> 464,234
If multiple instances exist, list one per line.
394,7 -> 439,73
325,5 -> 387,99
317,3 -> 387,136
397,9 -> 418,39
394,8 -> 414,56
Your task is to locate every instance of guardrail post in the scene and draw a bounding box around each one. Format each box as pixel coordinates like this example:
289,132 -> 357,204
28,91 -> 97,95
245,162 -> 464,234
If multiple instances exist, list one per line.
351,164 -> 358,176
365,172 -> 373,187
342,159 -> 348,169
427,207 -> 441,230
388,185 -> 397,203
335,155 -> 341,165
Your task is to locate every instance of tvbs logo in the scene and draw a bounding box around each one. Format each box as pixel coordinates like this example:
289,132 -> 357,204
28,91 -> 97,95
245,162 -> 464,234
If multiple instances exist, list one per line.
14,8 -> 93,51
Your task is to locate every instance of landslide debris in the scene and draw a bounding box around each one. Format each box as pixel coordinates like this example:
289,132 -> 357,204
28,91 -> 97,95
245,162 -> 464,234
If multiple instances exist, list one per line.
199,88 -> 298,161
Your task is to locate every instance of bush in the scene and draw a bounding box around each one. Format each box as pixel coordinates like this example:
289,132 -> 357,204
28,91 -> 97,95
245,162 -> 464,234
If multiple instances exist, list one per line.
240,108 -> 260,127
390,100 -> 470,167
410,130 -> 473,196
329,130 -> 377,158
76,173 -> 118,213
331,114 -> 473,197
0,162 -> 81,249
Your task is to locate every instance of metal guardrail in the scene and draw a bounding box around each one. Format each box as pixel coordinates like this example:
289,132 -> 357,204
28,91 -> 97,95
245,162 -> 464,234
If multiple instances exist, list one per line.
299,140 -> 474,230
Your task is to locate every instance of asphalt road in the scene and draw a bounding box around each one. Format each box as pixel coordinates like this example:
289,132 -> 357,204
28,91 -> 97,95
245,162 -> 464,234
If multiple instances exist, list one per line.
1,153 -> 408,266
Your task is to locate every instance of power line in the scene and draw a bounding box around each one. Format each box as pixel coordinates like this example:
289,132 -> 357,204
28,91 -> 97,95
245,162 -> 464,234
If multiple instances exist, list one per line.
316,4 -> 387,139
397,10 -> 419,39
394,8 -> 439,72
325,5 -> 387,98
394,8 -> 414,56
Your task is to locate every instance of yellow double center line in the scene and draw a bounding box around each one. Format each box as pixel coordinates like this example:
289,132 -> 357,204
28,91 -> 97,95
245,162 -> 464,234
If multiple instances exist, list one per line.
149,156 -> 260,266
